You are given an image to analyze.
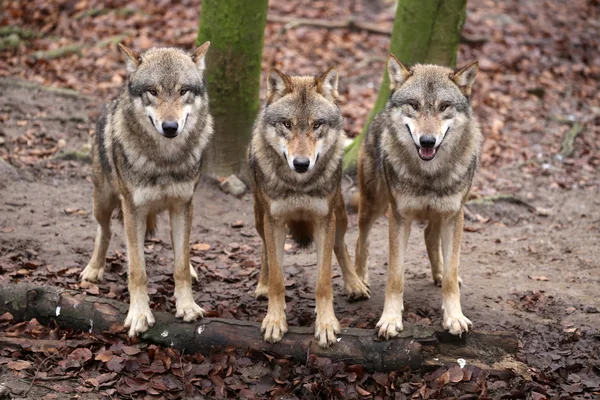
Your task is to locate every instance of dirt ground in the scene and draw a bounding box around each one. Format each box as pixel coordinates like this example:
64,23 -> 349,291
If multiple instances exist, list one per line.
0,71 -> 599,398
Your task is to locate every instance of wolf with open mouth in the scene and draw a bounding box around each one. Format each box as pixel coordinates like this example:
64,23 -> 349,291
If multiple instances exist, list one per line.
354,53 -> 483,339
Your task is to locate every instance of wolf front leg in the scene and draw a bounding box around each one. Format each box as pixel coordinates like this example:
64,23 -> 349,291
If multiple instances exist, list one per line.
261,215 -> 288,343
170,201 -> 204,322
253,201 -> 269,299
377,210 -> 411,339
440,208 -> 472,336
314,212 -> 341,348
122,201 -> 155,337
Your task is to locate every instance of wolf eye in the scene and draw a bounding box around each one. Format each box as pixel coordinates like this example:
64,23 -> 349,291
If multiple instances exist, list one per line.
409,101 -> 419,111
180,88 -> 189,96
283,121 -> 292,129
313,122 -> 322,130
439,103 -> 450,112
148,88 -> 158,96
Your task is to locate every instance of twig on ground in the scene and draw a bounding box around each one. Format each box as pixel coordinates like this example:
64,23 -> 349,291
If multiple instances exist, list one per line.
24,354 -> 57,396
268,15 -> 392,35
267,15 -> 488,44
467,194 -> 551,216
559,122 -> 583,158
0,336 -> 96,350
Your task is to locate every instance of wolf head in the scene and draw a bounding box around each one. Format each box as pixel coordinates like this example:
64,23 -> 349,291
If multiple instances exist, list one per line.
118,42 -> 210,140
261,67 -> 343,175
385,54 -> 478,162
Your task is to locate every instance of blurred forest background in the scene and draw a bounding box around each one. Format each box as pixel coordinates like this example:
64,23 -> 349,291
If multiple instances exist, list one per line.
1,0 -> 599,188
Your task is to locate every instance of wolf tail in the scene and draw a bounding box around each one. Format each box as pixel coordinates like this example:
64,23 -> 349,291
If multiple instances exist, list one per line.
114,206 -> 157,239
145,213 -> 157,238
288,220 -> 313,247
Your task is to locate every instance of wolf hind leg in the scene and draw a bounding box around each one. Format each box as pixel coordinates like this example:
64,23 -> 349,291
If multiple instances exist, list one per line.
333,192 -> 370,300
425,218 -> 462,287
354,188 -> 386,286
81,183 -> 118,282
146,212 -> 157,238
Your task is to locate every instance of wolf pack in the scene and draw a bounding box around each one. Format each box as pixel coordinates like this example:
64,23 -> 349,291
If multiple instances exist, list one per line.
81,41 -> 482,348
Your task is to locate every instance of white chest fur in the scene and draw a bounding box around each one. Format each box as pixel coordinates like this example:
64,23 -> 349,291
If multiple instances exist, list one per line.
270,196 -> 329,220
132,181 -> 196,209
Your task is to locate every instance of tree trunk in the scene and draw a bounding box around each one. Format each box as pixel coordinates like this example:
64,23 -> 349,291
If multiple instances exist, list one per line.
343,0 -> 467,173
196,0 -> 269,178
0,284 -> 520,372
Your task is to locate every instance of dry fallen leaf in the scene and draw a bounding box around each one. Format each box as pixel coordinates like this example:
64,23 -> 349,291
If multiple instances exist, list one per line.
191,243 -> 211,251
95,350 -> 113,362
528,275 -> 549,281
8,360 -> 32,371
448,365 -> 464,383
63,208 -> 89,216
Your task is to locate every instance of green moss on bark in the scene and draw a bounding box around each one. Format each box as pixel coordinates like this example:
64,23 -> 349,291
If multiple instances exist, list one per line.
343,0 -> 467,173
197,0 -> 269,177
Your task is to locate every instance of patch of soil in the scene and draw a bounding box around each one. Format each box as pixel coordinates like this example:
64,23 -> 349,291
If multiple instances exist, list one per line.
1,79 -> 599,397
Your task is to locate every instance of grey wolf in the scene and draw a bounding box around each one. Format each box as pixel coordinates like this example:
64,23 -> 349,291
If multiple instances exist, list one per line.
80,42 -> 213,337
354,54 -> 482,338
248,67 -> 370,347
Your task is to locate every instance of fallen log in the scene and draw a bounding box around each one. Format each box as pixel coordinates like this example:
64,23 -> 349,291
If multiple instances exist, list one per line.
0,284 -> 518,371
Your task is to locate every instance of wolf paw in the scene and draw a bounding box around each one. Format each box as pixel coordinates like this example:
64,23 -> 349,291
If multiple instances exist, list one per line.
261,311 -> 288,343
433,275 -> 463,287
345,276 -> 371,300
189,263 -> 199,282
376,313 -> 404,339
315,314 -> 341,348
124,302 -> 155,337
254,283 -> 269,300
80,263 -> 105,282
175,299 -> 204,322
443,313 -> 472,336
356,269 -> 370,287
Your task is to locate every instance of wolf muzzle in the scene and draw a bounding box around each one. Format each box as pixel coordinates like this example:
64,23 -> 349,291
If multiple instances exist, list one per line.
161,121 -> 179,138
292,157 -> 310,173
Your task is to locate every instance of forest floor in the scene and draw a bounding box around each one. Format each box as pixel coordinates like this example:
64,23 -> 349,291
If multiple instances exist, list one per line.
1,0 -> 599,399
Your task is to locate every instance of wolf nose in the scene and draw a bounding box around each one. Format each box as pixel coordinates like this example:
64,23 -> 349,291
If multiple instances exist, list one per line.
161,121 -> 179,138
419,135 -> 436,148
293,157 -> 310,173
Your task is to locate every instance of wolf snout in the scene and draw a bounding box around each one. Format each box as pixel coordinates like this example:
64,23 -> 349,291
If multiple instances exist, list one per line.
292,157 -> 310,173
161,121 -> 179,138
419,135 -> 436,148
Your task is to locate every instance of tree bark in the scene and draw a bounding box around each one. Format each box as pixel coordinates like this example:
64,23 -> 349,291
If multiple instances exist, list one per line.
0,284 -> 518,372
343,0 -> 468,173
196,0 -> 268,178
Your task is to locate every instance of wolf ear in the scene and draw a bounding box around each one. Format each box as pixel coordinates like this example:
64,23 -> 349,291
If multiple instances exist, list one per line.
118,43 -> 142,74
316,66 -> 339,102
192,41 -> 210,72
387,54 -> 411,91
451,60 -> 478,97
267,69 -> 291,104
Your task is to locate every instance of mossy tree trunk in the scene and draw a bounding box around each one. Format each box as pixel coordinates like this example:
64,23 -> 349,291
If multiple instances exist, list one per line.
197,0 -> 269,178
343,0 -> 467,173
